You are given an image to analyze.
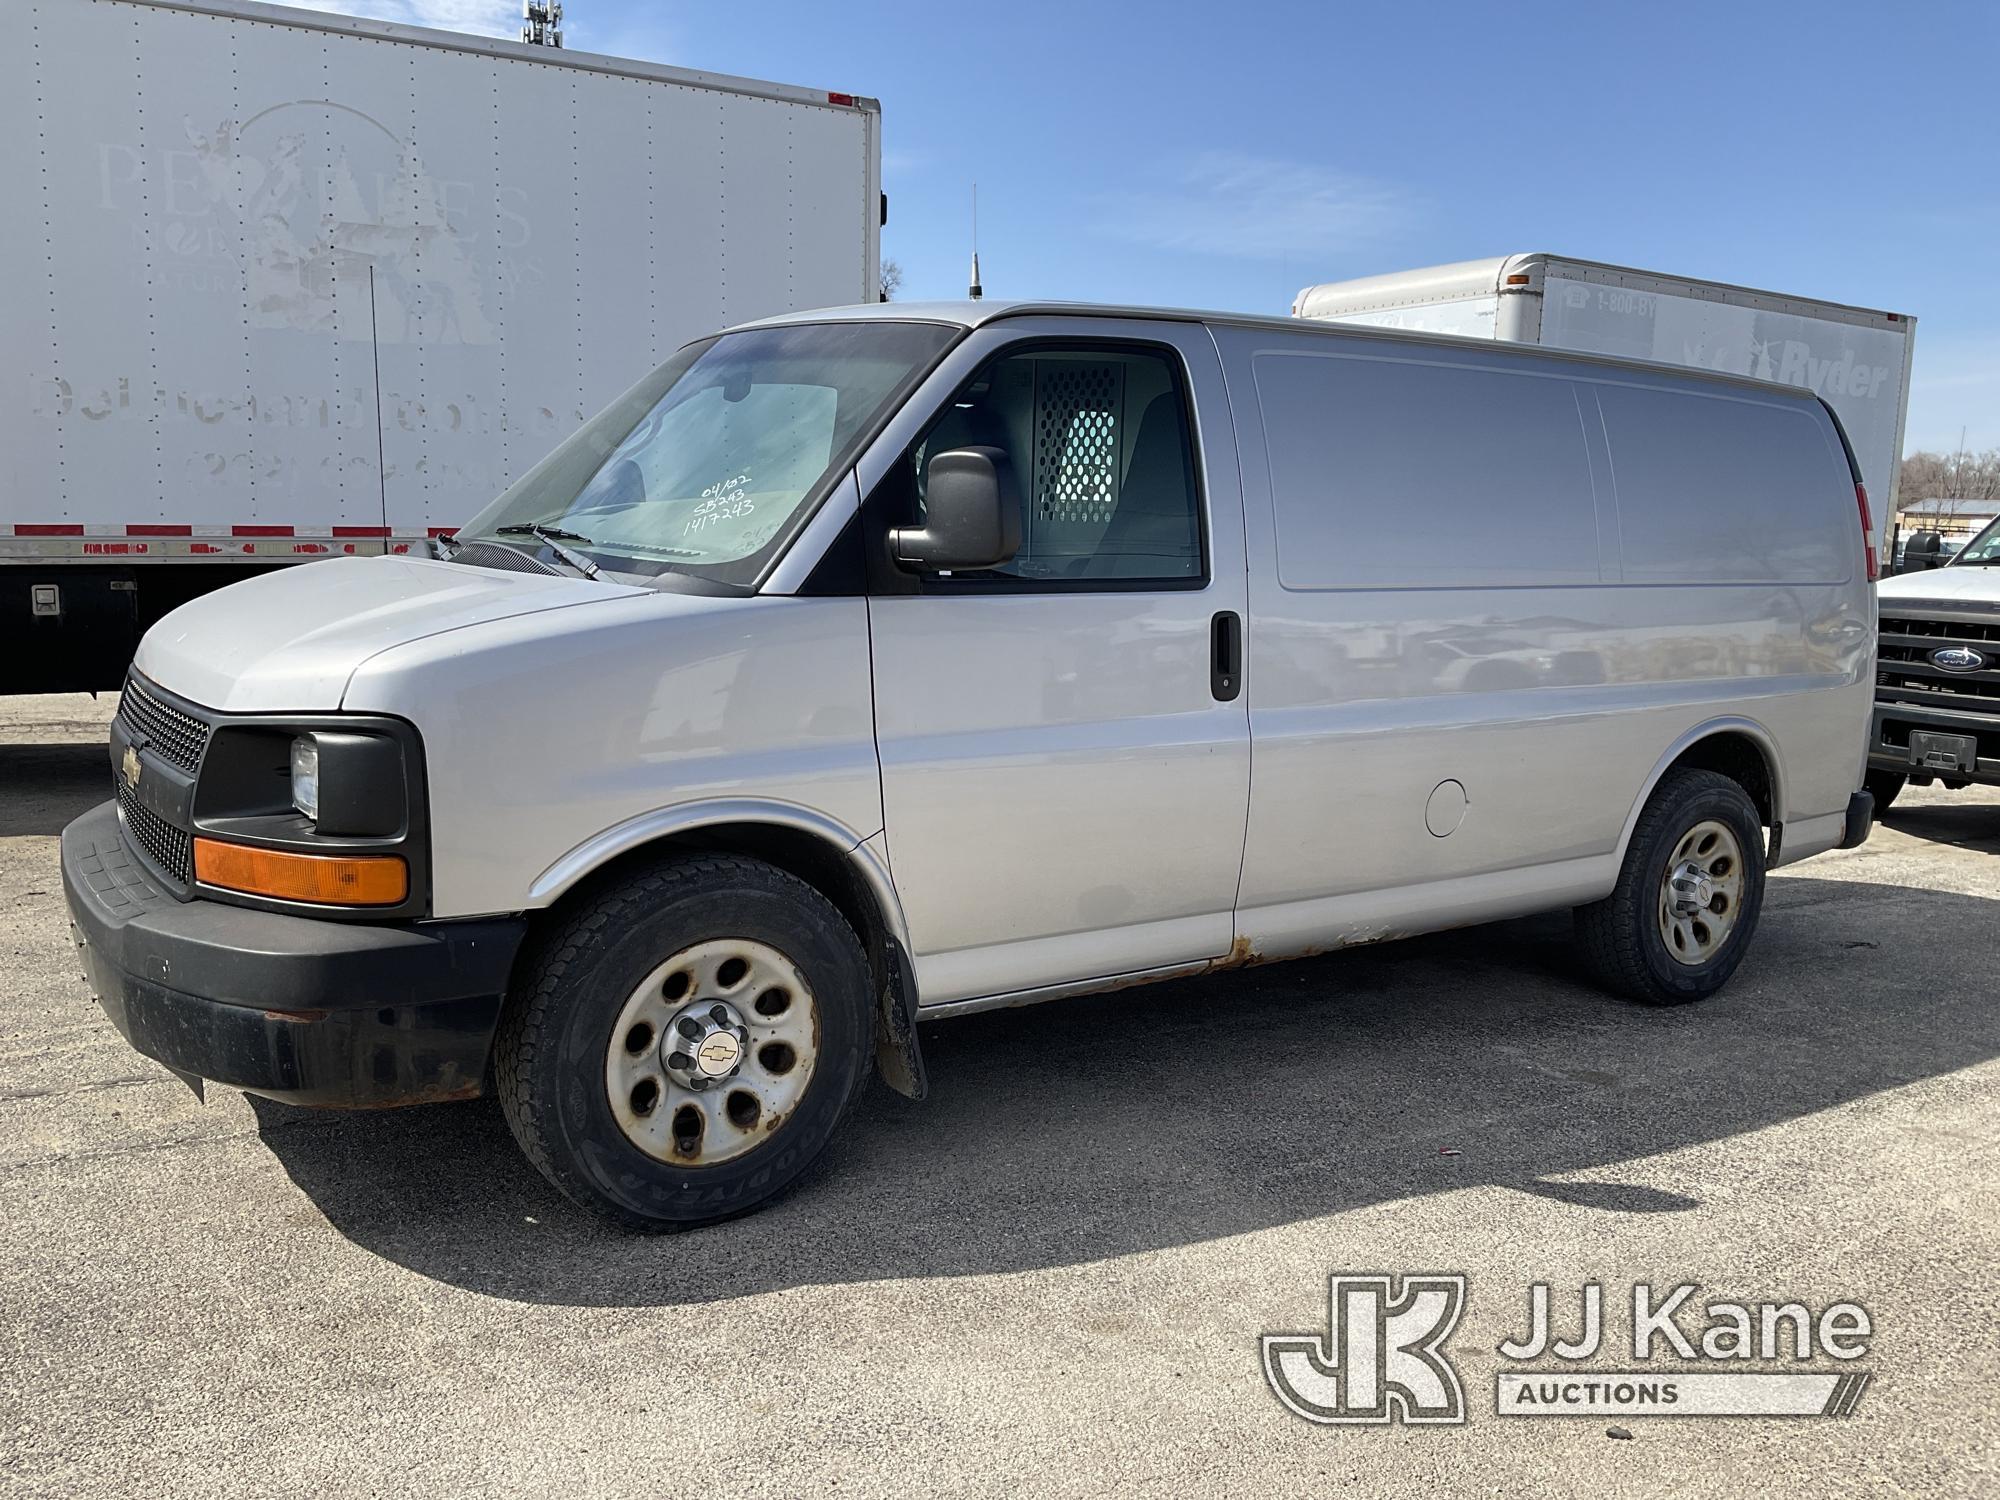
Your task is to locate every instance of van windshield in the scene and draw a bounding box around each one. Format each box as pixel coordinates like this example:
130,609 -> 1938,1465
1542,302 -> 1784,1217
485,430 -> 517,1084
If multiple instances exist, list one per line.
457,321 -> 956,587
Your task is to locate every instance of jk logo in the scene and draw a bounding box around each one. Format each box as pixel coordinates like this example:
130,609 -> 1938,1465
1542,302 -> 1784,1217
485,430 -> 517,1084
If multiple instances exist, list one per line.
1262,1273 -> 1468,1425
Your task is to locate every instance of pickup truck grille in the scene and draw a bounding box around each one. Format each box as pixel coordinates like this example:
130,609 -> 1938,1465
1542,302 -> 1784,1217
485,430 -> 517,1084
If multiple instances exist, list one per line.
1876,613 -> 2000,714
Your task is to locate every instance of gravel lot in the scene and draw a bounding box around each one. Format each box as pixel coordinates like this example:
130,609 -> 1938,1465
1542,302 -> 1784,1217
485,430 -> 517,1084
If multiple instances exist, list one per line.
3,691 -> 1995,1498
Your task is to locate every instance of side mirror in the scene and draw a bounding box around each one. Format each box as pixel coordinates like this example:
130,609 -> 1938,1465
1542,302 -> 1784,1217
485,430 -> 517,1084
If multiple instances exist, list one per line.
890,446 -> 1021,572
1906,530 -> 1943,572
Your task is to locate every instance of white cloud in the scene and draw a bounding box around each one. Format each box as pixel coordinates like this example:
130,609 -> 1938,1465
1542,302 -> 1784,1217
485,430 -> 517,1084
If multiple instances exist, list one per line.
1093,151 -> 1412,260
881,147 -> 936,177
284,1 -> 521,41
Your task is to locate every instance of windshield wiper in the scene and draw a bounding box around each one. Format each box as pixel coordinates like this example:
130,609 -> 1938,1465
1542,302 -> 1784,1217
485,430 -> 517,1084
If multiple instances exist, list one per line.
496,522 -> 601,580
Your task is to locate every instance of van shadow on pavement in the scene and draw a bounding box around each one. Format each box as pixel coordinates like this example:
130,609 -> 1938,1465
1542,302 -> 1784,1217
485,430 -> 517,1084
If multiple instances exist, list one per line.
0,744 -> 109,838
252,873 -> 2000,1308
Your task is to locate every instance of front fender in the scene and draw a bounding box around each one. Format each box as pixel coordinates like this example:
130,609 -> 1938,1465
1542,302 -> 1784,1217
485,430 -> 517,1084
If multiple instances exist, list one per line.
527,796 -> 910,949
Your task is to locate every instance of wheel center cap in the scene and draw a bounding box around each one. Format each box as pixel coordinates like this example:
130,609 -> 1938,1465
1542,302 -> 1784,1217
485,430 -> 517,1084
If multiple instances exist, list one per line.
695,1031 -> 742,1077
1669,861 -> 1715,915
660,1000 -> 749,1089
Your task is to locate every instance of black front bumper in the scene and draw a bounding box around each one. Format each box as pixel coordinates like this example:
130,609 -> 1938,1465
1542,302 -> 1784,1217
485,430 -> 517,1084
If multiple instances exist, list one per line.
1868,701 -> 2000,786
62,800 -> 525,1108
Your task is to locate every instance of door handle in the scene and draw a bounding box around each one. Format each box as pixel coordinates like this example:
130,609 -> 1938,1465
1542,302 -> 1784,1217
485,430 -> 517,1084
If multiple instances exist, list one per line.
1210,610 -> 1242,702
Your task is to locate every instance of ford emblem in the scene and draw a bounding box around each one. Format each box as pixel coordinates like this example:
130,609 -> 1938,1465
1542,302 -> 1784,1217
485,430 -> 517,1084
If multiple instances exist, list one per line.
1931,645 -> 1988,673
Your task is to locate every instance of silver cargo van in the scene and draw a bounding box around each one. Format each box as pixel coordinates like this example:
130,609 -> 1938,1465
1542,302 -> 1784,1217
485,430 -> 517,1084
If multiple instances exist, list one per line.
63,301 -> 1878,1227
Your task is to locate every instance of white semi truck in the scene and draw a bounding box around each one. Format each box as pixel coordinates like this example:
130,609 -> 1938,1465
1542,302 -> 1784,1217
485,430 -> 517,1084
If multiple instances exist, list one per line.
2,0 -> 882,691
1293,254 -> 1916,567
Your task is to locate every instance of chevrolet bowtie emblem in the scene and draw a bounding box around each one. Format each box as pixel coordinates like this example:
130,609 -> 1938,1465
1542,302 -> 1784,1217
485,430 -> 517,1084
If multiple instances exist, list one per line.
121,744 -> 142,791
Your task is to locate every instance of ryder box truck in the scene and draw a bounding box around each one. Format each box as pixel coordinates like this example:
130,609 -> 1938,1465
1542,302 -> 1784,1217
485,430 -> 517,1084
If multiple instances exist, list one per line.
1,0 -> 882,691
1293,254 -> 1915,562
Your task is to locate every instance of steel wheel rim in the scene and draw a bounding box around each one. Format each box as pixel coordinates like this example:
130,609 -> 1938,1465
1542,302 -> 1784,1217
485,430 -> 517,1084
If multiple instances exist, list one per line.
1657,819 -> 1745,966
605,937 -> 819,1166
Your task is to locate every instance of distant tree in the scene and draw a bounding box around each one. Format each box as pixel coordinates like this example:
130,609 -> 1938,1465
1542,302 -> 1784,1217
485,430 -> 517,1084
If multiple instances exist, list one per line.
879,258 -> 904,302
1899,448 -> 2000,519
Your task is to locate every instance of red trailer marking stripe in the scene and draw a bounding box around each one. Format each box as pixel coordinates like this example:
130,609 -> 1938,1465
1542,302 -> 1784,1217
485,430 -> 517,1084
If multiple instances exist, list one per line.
14,524 -> 85,536
231,524 -> 294,536
427,527 -> 457,538
331,526 -> 392,537
127,524 -> 193,537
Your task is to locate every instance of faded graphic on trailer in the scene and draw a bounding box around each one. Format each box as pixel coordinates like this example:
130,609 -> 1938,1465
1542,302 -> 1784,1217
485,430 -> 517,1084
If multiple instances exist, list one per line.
5,0 -> 875,544
1540,277 -> 1906,508
35,92 -> 596,535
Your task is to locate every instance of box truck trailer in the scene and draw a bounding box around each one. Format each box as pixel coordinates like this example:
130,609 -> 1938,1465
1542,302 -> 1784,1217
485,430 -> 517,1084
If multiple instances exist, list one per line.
1,0 -> 882,692
1293,254 -> 1915,564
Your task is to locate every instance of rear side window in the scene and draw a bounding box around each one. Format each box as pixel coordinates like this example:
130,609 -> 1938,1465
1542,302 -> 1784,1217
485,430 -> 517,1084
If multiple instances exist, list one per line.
1253,351 -> 1601,591
905,346 -> 1204,584
1595,384 -> 1852,584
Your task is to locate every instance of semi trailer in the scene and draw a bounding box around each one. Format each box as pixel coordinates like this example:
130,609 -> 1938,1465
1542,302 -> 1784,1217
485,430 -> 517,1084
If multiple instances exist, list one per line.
2,0 -> 882,691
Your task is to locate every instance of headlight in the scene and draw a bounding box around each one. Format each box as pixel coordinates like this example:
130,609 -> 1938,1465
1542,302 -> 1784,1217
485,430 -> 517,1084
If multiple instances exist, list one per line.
290,735 -> 320,820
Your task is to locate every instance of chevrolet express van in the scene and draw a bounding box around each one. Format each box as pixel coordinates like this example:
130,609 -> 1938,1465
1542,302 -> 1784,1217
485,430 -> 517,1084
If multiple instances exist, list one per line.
63,302 -> 1878,1227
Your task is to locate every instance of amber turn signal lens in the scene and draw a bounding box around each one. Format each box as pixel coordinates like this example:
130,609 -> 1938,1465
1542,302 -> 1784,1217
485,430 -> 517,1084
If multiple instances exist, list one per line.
194,839 -> 408,906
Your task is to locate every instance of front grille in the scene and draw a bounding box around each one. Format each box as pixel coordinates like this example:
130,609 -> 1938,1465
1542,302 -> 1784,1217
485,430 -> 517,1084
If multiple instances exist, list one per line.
118,675 -> 212,773
112,673 -> 212,890
1876,612 -> 2000,715
116,778 -> 193,886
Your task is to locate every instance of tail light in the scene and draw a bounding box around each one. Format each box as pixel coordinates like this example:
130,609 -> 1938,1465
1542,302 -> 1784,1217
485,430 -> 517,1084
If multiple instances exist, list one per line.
1856,482 -> 1878,582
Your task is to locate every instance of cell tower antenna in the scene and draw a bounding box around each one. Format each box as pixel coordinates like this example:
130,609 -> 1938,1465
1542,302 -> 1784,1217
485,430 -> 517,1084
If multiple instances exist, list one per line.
522,0 -> 563,47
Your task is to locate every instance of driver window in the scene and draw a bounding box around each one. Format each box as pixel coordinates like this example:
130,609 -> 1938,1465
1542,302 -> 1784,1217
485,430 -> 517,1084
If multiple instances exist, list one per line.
910,346 -> 1204,583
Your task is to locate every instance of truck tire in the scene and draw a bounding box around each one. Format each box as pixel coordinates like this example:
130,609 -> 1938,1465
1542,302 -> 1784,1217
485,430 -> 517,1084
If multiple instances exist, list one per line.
1574,768 -> 1766,1006
1863,769 -> 1905,813
496,854 -> 875,1229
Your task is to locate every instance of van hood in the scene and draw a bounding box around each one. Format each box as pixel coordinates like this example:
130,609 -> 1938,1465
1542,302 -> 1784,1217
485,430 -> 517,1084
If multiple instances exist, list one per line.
135,555 -> 647,712
1876,566 -> 2000,607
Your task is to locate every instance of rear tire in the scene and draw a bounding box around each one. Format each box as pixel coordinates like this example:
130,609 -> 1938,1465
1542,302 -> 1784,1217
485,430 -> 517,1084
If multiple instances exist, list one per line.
1864,769 -> 1905,813
495,854 -> 875,1230
1575,768 -> 1766,1006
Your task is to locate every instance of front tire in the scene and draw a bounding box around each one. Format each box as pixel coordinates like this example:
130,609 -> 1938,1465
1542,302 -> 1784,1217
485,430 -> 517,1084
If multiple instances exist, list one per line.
496,855 -> 875,1229
1575,768 -> 1766,1006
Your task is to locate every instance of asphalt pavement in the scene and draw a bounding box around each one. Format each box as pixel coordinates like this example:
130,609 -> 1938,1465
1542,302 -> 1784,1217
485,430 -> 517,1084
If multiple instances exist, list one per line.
2,692 -> 1995,1498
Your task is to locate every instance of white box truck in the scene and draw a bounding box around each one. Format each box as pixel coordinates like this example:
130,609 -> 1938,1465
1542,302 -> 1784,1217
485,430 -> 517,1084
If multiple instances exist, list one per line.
1293,254 -> 1915,562
2,0 -> 882,691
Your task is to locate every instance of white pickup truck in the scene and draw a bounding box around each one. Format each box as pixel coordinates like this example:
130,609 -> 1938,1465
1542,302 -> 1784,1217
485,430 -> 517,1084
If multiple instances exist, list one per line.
1870,520 -> 2000,809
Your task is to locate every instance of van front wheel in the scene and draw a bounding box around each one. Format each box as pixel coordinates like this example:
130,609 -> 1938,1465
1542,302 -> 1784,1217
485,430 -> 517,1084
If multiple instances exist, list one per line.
495,855 -> 875,1229
1575,768 -> 1766,1006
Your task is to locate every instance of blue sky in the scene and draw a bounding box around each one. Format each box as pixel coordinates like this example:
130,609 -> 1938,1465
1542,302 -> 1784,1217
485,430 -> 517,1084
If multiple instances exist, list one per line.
312,0 -> 1997,454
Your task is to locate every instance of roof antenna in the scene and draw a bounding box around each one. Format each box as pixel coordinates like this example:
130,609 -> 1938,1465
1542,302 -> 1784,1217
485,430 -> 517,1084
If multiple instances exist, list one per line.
967,182 -> 982,301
